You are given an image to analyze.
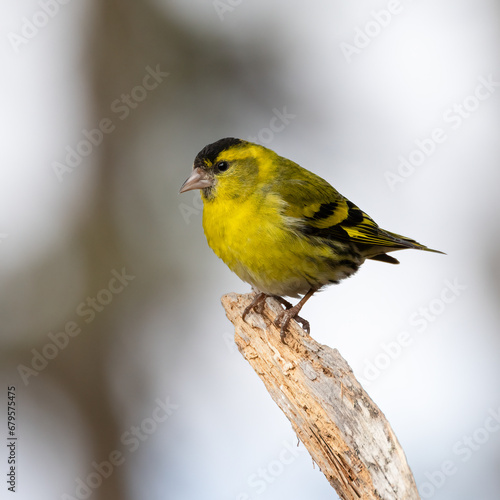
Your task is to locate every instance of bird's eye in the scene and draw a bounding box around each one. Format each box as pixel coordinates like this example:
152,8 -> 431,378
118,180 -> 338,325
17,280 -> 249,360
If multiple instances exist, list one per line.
216,161 -> 229,172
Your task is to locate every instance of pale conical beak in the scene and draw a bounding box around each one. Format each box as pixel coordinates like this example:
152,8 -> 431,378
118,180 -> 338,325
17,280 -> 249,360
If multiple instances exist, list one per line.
179,167 -> 213,193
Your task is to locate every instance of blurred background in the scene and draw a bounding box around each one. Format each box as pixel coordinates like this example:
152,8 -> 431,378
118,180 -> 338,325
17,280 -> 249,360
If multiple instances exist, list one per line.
1,1 -> 500,499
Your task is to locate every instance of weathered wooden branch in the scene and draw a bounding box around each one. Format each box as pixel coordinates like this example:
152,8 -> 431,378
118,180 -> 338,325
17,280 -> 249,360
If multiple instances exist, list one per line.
221,292 -> 420,500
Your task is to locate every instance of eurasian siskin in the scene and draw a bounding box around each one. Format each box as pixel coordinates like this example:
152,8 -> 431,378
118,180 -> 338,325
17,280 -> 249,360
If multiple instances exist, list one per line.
180,138 -> 443,339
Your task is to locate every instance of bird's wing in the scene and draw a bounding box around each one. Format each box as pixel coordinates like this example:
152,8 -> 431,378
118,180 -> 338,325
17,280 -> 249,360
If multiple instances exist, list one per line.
277,172 -> 432,251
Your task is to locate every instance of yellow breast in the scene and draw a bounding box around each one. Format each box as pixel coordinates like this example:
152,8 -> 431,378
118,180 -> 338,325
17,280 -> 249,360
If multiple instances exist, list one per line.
202,190 -> 329,297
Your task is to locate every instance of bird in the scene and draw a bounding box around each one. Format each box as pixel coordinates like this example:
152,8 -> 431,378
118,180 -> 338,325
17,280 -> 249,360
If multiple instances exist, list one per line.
180,137 -> 443,340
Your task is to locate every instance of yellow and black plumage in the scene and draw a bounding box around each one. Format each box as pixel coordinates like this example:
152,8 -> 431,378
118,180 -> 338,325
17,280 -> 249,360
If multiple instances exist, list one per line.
180,138 -> 443,339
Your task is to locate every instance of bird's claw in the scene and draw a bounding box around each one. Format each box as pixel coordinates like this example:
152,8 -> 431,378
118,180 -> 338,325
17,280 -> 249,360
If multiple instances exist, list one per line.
273,309 -> 310,341
243,292 -> 311,342
242,292 -> 268,321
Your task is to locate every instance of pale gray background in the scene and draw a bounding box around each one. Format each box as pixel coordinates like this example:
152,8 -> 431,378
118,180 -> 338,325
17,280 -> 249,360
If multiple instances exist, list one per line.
1,1 -> 500,499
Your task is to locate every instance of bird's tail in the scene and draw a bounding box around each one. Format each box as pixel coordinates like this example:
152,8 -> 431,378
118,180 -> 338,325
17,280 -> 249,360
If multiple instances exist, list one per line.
364,229 -> 445,265
382,229 -> 445,254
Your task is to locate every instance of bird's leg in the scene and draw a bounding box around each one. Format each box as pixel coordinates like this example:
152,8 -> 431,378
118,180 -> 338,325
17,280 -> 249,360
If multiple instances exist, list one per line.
273,288 -> 318,341
273,296 -> 293,310
242,292 -> 268,321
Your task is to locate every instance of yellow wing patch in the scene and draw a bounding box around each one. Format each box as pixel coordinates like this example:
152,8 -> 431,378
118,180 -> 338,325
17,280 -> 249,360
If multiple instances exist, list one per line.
302,200 -> 350,228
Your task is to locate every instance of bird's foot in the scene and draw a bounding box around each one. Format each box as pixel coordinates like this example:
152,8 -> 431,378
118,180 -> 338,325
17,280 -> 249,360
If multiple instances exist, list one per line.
242,292 -> 268,321
273,288 -> 318,340
273,306 -> 310,341
243,292 -> 311,342
274,296 -> 310,337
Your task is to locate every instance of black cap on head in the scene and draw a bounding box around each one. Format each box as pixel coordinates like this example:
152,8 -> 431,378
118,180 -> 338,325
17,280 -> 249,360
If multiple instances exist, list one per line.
195,137 -> 242,166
